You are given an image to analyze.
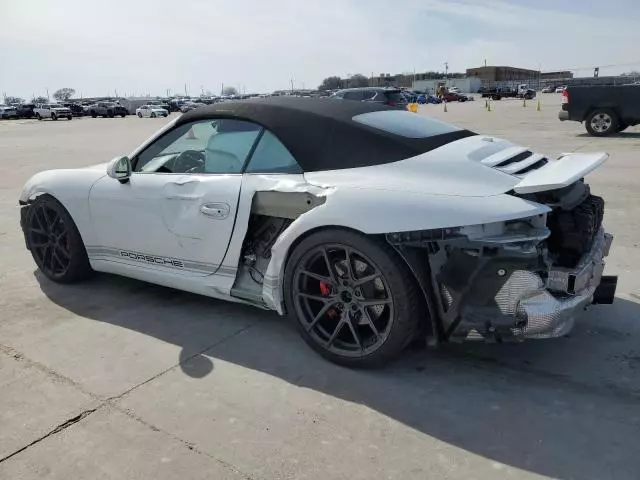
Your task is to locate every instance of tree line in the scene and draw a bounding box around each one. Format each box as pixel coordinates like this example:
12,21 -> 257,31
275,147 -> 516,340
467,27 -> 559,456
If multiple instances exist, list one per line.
4,88 -> 76,105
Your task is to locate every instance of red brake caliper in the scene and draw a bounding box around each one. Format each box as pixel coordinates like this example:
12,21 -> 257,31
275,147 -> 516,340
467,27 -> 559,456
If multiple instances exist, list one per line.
320,281 -> 339,319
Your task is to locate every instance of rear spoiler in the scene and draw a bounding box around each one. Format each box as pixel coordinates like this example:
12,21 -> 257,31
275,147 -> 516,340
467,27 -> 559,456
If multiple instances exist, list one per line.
514,152 -> 608,194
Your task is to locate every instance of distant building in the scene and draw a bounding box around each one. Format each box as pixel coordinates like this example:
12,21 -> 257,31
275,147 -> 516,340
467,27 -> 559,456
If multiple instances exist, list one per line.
540,70 -> 574,80
466,66 -> 540,82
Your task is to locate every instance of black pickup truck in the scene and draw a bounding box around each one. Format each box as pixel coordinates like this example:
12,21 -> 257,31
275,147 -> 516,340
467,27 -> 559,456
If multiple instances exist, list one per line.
559,85 -> 640,136
87,102 -> 128,118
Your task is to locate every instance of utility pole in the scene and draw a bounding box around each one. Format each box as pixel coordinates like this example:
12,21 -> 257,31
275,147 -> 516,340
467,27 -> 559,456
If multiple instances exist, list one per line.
184,83 -> 188,96
46,88 -> 49,100
484,58 -> 487,68
290,78 -> 294,93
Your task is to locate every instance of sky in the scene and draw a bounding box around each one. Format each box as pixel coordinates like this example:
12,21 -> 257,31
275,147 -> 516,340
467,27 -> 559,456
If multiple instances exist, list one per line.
1,0 -> 640,99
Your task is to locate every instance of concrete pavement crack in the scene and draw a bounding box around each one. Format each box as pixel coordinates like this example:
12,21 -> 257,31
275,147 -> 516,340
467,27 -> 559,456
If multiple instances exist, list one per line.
112,405 -> 256,480
106,322 -> 256,403
0,407 -> 99,465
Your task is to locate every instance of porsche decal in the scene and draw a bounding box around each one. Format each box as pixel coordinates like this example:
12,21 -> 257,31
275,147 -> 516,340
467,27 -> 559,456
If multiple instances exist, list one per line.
119,250 -> 184,268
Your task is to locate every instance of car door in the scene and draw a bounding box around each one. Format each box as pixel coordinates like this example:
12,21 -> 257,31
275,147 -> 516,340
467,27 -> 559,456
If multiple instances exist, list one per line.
88,118 -> 262,277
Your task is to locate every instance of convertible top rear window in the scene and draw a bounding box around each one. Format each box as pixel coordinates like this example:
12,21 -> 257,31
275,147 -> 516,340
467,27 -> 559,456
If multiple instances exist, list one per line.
352,110 -> 462,139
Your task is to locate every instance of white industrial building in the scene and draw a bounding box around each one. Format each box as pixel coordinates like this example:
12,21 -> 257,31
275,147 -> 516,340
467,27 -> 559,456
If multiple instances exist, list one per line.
411,77 -> 482,93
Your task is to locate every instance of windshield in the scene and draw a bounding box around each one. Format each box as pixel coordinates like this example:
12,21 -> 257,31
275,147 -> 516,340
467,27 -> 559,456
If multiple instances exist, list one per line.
352,110 -> 463,139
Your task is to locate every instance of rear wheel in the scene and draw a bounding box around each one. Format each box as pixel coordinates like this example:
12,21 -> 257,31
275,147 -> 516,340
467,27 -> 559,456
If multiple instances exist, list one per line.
137,112 -> 143,118
586,108 -> 618,136
284,229 -> 421,368
67,115 -> 72,120
25,195 -> 93,283
36,113 -> 42,120
151,112 -> 156,118
51,113 -> 57,121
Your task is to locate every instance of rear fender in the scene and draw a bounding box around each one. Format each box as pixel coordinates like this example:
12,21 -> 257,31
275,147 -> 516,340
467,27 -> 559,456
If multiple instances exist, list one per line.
261,188 -> 550,313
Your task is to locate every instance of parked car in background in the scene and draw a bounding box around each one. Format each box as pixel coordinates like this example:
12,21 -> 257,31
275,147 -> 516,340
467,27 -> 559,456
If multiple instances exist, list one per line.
331,87 -> 408,109
62,103 -> 85,116
555,85 -> 567,93
442,92 -> 468,102
418,93 -> 442,105
541,86 -> 554,93
0,105 -> 18,119
136,104 -> 169,118
559,85 -> 640,136
15,103 -> 36,118
147,101 -> 171,112
88,102 -> 128,118
179,102 -> 203,113
34,104 -> 73,120
448,86 -> 460,94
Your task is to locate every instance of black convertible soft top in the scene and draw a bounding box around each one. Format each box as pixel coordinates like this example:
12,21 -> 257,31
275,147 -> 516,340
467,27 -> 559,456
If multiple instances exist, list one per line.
177,97 -> 475,172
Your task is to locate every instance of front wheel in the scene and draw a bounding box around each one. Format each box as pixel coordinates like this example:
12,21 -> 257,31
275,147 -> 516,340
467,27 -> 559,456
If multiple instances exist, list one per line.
151,112 -> 156,118
24,195 -> 93,283
67,115 -> 72,120
36,113 -> 42,120
284,229 -> 421,368
137,112 -> 142,118
586,108 -> 618,136
51,113 -> 57,121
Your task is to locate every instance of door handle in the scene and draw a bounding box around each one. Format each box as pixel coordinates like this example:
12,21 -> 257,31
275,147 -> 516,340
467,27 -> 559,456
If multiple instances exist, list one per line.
200,202 -> 230,219
170,179 -> 199,186
166,194 -> 199,200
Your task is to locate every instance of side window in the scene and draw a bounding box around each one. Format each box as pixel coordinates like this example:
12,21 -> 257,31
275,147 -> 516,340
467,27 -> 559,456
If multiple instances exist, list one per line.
245,130 -> 302,174
133,119 -> 261,174
362,90 -> 376,100
344,91 -> 364,100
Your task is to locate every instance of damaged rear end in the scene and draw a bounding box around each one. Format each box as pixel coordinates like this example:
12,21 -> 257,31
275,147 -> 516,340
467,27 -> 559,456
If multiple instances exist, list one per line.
387,149 -> 617,344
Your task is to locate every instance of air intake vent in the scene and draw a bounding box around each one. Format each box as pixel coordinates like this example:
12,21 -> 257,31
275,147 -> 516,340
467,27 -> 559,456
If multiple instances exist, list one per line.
495,150 -> 533,168
517,158 -> 548,175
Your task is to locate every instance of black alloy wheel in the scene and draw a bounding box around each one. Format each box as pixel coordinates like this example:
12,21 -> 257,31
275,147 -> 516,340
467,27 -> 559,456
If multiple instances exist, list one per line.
25,195 -> 92,283
285,229 -> 421,367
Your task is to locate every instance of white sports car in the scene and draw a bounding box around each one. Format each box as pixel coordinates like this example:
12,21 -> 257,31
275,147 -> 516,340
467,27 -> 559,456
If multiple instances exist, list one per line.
136,105 -> 169,118
19,98 -> 617,367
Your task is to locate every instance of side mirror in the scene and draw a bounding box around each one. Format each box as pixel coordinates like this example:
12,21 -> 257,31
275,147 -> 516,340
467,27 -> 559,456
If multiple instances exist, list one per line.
107,156 -> 132,183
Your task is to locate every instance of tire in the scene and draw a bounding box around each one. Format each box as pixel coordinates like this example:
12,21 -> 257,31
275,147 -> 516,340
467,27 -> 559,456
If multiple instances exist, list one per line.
24,194 -> 93,283
163,113 -> 168,117
585,108 -> 618,136
151,112 -> 156,118
137,112 -> 142,118
120,113 -> 126,118
67,115 -> 72,120
91,112 -> 97,118
36,113 -> 42,120
284,229 -> 422,368
107,111 -> 114,118
51,113 -> 57,121
492,94 -> 501,100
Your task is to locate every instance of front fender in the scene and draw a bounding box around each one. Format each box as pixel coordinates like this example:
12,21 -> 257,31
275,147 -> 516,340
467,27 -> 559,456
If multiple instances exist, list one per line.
261,188 -> 550,313
19,168 -> 107,247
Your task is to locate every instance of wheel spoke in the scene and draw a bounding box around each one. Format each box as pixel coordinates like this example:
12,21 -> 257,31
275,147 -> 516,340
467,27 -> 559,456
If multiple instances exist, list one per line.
352,272 -> 381,287
39,206 -> 51,230
306,301 -> 338,332
327,317 -> 345,347
359,298 -> 391,307
297,291 -> 334,303
56,243 -> 71,260
56,228 -> 68,241
30,239 -> 49,248
30,227 -> 48,236
321,248 -> 337,283
343,247 -> 355,280
300,269 -> 332,283
345,319 -> 362,351
362,307 -> 380,339
49,246 -> 56,272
